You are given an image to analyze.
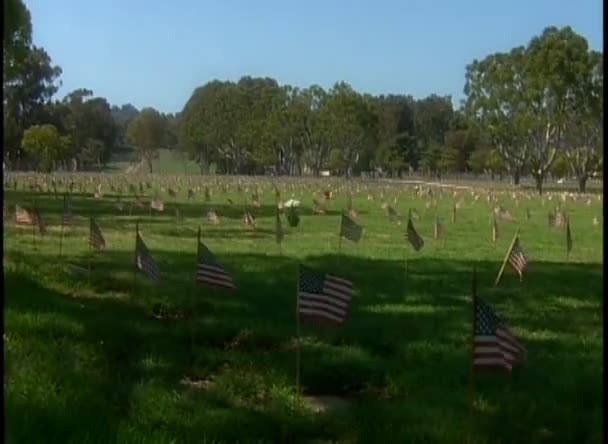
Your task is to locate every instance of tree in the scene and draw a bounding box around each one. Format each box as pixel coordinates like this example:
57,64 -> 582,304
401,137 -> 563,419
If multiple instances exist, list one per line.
21,124 -> 64,172
464,48 -> 529,185
4,0 -> 32,80
523,27 -> 594,194
126,107 -> 168,173
299,85 -> 332,176
3,46 -> 62,167
562,50 -> 603,192
324,82 -> 378,177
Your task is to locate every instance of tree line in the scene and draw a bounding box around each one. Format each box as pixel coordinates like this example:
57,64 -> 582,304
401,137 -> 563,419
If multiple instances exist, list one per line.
3,0 -> 602,193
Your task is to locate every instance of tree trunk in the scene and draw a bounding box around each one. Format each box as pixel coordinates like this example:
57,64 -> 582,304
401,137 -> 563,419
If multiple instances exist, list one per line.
578,175 -> 588,193
512,169 -> 520,185
534,174 -> 544,195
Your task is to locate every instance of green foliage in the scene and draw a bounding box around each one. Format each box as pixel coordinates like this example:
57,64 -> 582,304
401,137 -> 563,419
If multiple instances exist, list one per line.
126,108 -> 168,173
21,124 -> 63,172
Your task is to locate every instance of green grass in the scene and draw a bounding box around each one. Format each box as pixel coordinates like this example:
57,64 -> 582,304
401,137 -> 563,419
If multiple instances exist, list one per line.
3,176 -> 604,443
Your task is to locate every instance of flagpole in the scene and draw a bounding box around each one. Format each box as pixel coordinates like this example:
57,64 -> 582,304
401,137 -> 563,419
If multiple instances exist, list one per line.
295,265 -> 301,401
88,219 -> 92,285
337,214 -> 343,266
59,195 -> 65,258
468,265 -> 477,439
494,228 -> 520,286
32,200 -> 37,251
133,220 -> 139,295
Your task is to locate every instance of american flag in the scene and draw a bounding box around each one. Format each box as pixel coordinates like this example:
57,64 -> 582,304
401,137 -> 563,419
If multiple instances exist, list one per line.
150,196 -> 164,212
33,208 -> 47,236
340,213 -> 362,242
473,296 -> 527,371
89,218 -> 106,251
507,236 -> 528,280
405,217 -> 424,251
298,265 -> 353,323
243,211 -> 256,228
135,230 -> 160,281
15,205 -> 33,225
62,195 -> 73,226
387,205 -> 400,223
207,209 -> 220,225
196,228 -> 235,289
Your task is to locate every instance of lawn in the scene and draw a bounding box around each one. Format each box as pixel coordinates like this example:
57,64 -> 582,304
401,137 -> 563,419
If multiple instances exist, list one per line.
3,175 -> 604,444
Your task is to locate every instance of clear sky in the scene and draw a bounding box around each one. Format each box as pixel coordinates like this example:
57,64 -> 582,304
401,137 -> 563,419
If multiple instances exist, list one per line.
26,0 -> 603,114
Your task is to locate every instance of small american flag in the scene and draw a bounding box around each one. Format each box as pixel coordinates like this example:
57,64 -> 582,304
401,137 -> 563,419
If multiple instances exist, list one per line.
340,213 -> 362,242
89,218 -> 106,251
405,217 -> 424,251
507,236 -> 528,280
298,265 -> 353,324
15,205 -> 33,225
196,228 -> 235,289
387,205 -> 400,223
62,195 -> 73,226
207,210 -> 220,225
33,208 -> 47,236
243,211 -> 256,228
135,230 -> 160,281
473,296 -> 527,371
150,196 -> 164,212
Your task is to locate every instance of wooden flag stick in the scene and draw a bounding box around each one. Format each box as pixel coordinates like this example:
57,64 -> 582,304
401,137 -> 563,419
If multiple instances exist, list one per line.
133,220 -> 139,295
32,200 -> 37,251
468,265 -> 477,438
59,195 -> 65,258
295,265 -> 301,400
494,228 -> 520,286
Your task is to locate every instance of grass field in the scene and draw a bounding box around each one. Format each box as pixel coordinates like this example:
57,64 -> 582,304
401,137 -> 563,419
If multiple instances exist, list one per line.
3,175 -> 604,443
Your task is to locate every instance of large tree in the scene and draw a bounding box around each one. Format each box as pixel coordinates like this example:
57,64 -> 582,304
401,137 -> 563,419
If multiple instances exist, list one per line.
3,45 -> 62,168
562,48 -> 603,192
126,107 -> 168,173
21,124 -> 68,172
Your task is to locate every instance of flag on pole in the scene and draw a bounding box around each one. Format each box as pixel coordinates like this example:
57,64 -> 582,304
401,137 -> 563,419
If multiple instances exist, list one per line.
62,195 -> 73,226
473,296 -> 527,372
434,216 -> 442,240
506,235 -> 528,280
207,209 -> 220,225
33,208 -> 47,236
339,213 -> 362,242
287,206 -> 300,227
15,204 -> 34,225
387,205 -> 400,223
135,230 -> 160,281
405,216 -> 424,251
275,208 -> 284,244
566,216 -> 573,254
243,211 -> 256,228
298,265 -> 353,324
196,228 -> 236,289
150,196 -> 164,212
89,218 -> 106,251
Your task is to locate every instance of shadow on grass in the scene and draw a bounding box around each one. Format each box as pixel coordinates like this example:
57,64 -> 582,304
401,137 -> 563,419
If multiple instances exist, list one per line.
4,247 -> 603,443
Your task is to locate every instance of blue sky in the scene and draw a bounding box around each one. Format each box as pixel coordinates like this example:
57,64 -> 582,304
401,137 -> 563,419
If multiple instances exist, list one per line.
26,0 -> 603,113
